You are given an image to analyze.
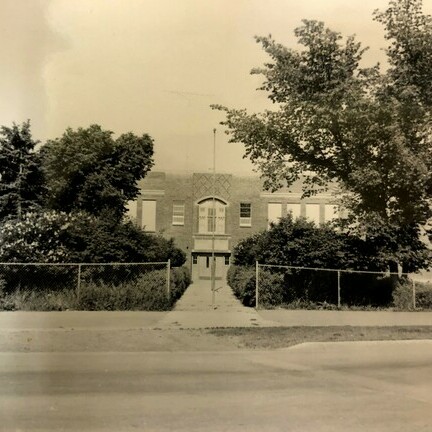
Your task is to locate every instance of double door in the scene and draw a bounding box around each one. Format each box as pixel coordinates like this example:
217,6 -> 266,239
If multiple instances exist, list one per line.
193,254 -> 229,280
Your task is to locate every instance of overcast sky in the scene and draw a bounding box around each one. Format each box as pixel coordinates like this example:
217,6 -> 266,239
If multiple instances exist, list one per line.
2,0 -> 432,174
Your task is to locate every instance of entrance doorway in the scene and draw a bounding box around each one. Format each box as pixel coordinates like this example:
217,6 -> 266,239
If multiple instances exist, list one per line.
192,253 -> 230,281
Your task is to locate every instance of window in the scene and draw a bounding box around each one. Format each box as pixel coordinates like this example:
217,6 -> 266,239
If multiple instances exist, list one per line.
142,200 -> 156,231
207,207 -> 216,232
286,203 -> 301,220
305,203 -> 320,226
125,200 -> 138,224
192,255 -> 197,265
224,256 -> 230,266
268,203 -> 282,227
172,201 -> 185,226
240,203 -> 252,227
324,204 -> 339,222
198,199 -> 226,234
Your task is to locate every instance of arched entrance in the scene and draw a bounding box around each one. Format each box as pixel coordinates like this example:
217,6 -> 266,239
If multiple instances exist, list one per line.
192,197 -> 231,281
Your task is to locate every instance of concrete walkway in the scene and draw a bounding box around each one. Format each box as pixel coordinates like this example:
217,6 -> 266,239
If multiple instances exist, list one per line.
155,281 -> 277,329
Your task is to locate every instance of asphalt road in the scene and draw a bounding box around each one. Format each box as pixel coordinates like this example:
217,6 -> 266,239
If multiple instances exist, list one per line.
1,341 -> 431,431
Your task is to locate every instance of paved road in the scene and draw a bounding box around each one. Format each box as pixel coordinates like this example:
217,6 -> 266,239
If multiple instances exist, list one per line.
1,341 -> 431,431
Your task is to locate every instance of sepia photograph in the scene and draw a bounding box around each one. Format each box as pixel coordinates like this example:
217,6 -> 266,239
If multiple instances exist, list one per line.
1,0 -> 432,430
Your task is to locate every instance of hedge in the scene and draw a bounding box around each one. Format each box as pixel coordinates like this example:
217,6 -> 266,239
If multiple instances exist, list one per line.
228,264 -> 401,308
0,266 -> 191,311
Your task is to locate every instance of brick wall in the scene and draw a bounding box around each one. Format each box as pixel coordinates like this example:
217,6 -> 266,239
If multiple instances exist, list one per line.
131,171 -> 338,264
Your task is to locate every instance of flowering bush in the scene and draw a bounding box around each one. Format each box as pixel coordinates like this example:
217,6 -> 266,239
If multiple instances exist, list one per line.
0,211 -> 92,263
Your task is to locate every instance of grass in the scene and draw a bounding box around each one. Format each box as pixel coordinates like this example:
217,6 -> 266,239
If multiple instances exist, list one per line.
208,326 -> 432,349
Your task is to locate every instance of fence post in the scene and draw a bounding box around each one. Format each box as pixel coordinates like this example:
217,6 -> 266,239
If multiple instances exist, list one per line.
337,271 -> 341,309
255,261 -> 259,310
77,264 -> 82,301
167,259 -> 171,300
412,279 -> 416,310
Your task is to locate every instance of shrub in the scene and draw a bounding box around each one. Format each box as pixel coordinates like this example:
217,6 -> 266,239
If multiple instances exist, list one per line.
227,265 -> 256,306
170,266 -> 192,302
392,279 -> 432,310
227,265 -> 285,307
231,215 -> 403,307
0,265 -> 192,311
339,273 -> 395,307
282,268 -> 338,304
0,211 -> 186,267
78,269 -> 170,311
257,271 -> 285,307
0,289 -> 78,311
412,281 -> 432,310
392,278 -> 415,310
416,286 -> 432,309
77,266 -> 191,311
232,215 -> 360,270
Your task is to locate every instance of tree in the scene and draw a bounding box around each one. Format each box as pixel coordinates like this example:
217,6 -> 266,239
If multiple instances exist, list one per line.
0,121 -> 45,222
214,1 -> 432,272
0,123 -> 189,266
40,124 -> 154,220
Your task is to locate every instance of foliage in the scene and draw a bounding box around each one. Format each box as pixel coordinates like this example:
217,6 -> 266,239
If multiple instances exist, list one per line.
0,289 -> 78,312
78,269 -> 170,311
0,121 -> 45,222
227,265 -> 284,307
77,266 -> 190,311
233,214 -> 366,270
0,210 -> 186,266
170,266 -> 192,301
214,0 -> 432,272
0,211 -> 88,263
40,124 -> 154,220
231,216 -> 399,307
416,282 -> 432,309
227,265 -> 257,306
228,262 -> 395,308
64,215 -> 186,265
393,278 -> 432,310
0,266 -> 191,311
392,278 -> 416,310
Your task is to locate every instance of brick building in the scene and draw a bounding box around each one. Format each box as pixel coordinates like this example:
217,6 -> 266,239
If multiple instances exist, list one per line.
127,172 -> 339,281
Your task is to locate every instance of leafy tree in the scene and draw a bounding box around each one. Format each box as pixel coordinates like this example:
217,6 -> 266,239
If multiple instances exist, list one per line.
214,0 -> 432,272
0,123 -> 188,267
40,124 -> 154,220
0,121 -> 45,222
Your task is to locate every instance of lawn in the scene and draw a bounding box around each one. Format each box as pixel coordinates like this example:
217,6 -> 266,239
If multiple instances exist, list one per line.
208,326 -> 432,349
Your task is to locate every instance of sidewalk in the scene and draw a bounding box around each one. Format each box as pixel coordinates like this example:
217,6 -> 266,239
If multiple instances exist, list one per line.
258,309 -> 432,327
0,282 -> 431,330
154,281 -> 278,329
156,282 -> 432,328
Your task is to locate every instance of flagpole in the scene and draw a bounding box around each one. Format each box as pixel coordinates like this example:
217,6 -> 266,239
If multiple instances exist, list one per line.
211,128 -> 216,307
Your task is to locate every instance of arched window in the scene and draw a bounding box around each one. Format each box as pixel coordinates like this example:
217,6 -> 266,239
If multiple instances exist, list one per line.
198,198 -> 226,234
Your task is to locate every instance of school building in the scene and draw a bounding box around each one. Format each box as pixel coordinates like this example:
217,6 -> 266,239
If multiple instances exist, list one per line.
127,171 -> 340,281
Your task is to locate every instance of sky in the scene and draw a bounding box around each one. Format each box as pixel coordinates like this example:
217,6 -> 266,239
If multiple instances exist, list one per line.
2,0 -> 432,175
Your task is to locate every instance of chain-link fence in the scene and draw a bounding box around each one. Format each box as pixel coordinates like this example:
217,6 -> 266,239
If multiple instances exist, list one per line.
255,262 -> 424,310
0,261 -> 186,311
